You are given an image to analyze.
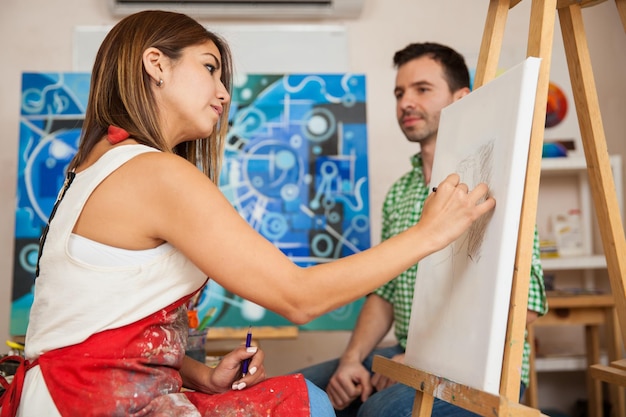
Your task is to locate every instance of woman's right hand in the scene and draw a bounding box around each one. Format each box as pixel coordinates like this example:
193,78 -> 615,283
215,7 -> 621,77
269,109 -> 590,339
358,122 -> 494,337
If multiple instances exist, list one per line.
419,173 -> 495,251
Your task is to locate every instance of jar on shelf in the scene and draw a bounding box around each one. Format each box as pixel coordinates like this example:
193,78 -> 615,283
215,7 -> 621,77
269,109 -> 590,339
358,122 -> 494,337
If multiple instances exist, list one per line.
553,209 -> 584,257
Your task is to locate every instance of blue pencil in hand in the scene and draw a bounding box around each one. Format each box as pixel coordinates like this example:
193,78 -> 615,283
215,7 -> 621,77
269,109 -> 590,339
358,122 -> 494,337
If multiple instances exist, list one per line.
242,326 -> 252,377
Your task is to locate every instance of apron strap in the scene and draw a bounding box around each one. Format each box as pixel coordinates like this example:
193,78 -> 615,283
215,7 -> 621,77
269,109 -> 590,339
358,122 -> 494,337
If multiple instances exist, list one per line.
0,356 -> 37,417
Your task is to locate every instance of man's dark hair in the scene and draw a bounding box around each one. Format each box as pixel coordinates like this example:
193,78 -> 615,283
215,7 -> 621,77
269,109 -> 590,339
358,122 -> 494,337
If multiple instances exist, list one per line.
393,42 -> 470,92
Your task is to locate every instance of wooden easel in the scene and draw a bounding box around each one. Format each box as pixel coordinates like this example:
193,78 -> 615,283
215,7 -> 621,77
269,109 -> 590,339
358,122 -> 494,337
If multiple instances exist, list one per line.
373,1 -> 626,416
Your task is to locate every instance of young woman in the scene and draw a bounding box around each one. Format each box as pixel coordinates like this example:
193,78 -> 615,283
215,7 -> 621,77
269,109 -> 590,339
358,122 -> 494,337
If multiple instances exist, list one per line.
0,10 -> 495,417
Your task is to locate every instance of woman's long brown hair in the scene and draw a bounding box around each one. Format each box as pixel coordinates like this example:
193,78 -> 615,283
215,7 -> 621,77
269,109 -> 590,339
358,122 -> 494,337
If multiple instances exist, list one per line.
69,10 -> 232,184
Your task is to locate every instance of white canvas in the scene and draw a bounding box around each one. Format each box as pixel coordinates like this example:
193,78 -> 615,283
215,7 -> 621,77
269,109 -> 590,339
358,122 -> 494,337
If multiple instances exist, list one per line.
404,57 -> 541,394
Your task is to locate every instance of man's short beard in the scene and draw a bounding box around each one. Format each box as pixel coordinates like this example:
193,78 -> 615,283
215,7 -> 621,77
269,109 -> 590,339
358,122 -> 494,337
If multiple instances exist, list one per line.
403,128 -> 431,143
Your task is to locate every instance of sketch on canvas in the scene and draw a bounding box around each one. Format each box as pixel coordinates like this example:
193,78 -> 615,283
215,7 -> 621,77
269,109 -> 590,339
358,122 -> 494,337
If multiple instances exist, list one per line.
404,57 -> 541,394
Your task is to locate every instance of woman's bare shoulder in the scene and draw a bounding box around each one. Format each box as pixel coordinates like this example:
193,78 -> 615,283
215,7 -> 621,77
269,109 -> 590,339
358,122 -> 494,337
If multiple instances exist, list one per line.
124,150 -> 209,184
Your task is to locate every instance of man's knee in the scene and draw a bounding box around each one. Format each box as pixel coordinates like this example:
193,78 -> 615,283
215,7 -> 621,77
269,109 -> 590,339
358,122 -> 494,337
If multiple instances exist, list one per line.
356,384 -> 416,417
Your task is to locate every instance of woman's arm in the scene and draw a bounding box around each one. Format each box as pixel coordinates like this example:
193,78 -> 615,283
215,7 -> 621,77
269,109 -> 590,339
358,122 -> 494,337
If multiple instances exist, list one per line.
164,158 -> 492,323
80,151 -> 495,324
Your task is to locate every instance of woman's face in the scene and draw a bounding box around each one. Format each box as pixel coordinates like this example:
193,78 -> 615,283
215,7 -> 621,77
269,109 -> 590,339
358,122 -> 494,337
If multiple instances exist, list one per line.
157,40 -> 231,146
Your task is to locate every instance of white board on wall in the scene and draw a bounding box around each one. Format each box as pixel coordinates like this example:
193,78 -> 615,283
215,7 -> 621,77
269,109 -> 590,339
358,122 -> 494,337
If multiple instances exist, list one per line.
73,24 -> 349,73
404,57 -> 541,394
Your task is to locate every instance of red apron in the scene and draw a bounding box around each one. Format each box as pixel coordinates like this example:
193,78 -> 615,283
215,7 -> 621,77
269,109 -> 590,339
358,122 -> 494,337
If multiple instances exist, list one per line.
0,295 -> 309,417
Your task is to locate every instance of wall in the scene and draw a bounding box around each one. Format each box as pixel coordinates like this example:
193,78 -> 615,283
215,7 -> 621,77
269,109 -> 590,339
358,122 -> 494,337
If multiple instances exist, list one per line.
1,0 -> 625,413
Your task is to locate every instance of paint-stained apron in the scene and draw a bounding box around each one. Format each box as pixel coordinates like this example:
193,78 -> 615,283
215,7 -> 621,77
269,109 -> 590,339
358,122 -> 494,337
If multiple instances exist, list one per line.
0,296 -> 309,417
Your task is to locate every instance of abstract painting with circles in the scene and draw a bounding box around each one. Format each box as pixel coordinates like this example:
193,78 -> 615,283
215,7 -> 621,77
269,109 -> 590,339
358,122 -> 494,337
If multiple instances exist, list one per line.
11,72 -> 370,335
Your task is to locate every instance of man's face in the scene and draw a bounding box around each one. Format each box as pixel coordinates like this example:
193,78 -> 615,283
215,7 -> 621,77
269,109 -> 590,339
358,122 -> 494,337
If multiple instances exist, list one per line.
394,56 -> 457,144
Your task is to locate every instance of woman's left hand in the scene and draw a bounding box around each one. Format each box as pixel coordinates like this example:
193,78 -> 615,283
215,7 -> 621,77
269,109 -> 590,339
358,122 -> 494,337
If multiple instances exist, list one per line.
180,345 -> 266,394
213,345 -> 267,391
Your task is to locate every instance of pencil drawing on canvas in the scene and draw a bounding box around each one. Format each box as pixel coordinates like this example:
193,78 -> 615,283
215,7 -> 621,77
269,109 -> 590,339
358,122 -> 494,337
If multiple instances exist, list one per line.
404,58 -> 541,394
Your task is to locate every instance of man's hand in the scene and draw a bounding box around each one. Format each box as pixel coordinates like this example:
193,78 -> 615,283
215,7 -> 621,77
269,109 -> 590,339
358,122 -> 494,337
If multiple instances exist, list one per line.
371,353 -> 404,392
326,360 -> 373,410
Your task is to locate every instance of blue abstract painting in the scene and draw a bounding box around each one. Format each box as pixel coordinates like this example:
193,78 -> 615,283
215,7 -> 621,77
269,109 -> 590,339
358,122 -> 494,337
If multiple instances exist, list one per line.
12,72 -> 370,335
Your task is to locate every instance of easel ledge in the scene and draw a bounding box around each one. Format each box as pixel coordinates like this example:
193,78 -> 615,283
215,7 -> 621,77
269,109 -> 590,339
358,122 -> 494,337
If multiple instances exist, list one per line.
373,356 -> 548,417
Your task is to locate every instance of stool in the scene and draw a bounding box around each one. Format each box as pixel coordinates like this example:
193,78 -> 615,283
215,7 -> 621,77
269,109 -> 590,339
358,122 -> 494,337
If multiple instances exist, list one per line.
527,294 -> 625,417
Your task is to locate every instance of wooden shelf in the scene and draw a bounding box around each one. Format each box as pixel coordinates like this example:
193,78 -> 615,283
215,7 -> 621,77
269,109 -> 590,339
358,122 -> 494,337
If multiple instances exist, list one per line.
541,154 -> 620,175
535,351 -> 609,372
545,294 -> 614,309
204,326 -> 298,358
541,255 -> 607,271
206,326 -> 298,341
541,155 -> 587,173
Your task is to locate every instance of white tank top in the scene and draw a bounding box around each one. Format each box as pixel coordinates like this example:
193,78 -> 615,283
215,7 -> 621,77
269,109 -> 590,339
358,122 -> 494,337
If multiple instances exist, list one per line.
25,145 -> 206,358
68,233 -> 173,267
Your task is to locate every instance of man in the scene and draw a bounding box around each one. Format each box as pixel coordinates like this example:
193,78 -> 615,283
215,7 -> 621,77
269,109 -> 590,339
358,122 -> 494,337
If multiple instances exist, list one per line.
297,42 -> 548,417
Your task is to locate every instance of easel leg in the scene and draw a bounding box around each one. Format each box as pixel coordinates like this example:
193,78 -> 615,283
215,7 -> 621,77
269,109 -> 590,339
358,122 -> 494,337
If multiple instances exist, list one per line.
412,391 -> 435,417
494,0 -> 558,404
559,3 -> 626,349
474,0 -> 511,88
616,0 -> 626,31
526,324 -> 539,408
605,309 -> 626,417
585,324 -> 603,417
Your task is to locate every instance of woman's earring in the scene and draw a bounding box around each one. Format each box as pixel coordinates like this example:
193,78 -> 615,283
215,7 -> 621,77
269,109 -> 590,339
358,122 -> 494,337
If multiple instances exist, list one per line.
157,79 -> 164,87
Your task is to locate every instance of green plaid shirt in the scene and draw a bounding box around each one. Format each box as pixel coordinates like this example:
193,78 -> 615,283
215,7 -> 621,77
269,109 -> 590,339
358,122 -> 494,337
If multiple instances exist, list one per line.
374,153 -> 548,386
